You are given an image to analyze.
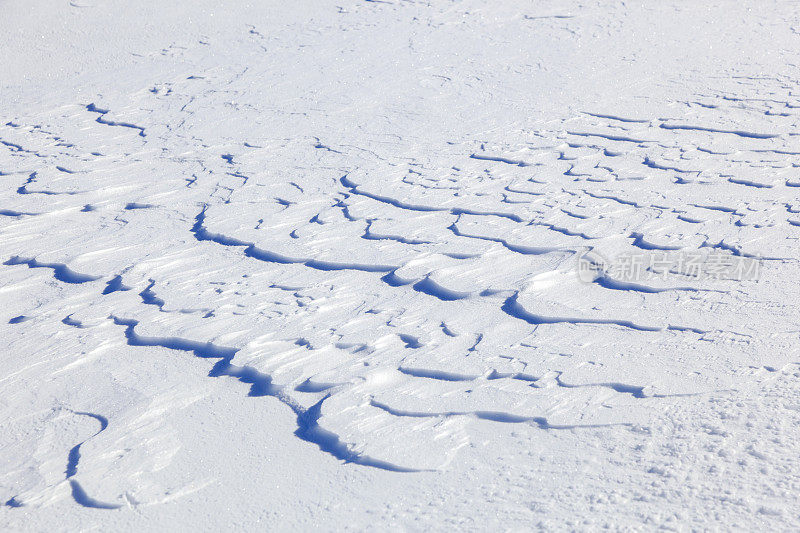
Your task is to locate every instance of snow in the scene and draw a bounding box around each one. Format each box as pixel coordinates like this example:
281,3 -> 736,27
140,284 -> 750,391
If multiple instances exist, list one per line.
2,0 -> 800,529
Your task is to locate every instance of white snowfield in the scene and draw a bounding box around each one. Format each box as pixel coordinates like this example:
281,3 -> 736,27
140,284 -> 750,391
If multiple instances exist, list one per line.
2,0 -> 800,529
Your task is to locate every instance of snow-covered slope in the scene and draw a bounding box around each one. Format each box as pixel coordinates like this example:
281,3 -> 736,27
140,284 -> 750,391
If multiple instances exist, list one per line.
2,0 -> 800,529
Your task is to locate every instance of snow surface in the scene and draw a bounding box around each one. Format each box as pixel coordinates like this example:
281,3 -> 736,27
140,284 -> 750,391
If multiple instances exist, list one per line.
2,0 -> 800,529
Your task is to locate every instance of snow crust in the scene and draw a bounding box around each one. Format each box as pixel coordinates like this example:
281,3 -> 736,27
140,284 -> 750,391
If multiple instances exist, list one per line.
2,0 -> 800,529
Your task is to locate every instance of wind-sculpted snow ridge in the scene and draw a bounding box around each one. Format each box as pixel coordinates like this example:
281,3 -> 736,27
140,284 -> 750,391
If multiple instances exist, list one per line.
4,256 -> 102,284
4,1 -> 800,528
108,316 -> 420,472
64,412 -> 121,510
86,104 -> 147,138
